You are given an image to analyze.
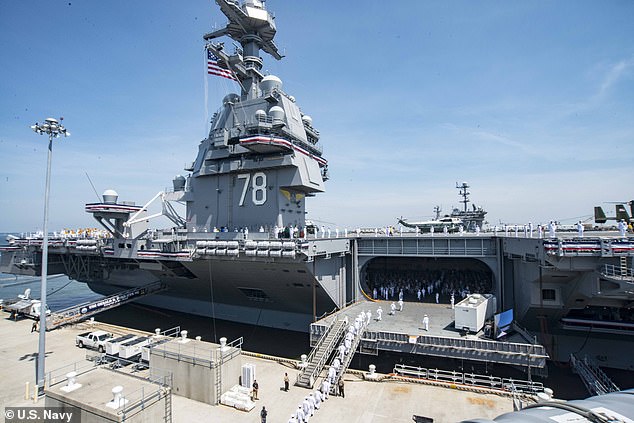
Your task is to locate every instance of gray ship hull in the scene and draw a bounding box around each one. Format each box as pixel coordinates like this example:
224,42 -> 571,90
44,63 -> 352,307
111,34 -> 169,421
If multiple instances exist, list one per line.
87,256 -> 339,332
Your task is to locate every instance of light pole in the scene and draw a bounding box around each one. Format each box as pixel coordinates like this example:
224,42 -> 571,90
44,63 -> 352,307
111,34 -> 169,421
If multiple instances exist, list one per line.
30,117 -> 70,394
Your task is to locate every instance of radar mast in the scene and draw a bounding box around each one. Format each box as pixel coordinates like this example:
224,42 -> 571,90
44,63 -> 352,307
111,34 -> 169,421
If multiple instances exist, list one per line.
203,0 -> 283,98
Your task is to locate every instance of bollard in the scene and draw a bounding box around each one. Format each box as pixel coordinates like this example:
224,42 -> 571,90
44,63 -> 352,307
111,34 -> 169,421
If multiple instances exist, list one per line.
366,364 -> 378,380
33,384 -> 38,403
25,381 -> 29,400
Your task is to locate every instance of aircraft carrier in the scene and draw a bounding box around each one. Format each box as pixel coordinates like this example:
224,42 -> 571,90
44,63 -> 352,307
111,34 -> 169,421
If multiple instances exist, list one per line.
1,0 -> 634,373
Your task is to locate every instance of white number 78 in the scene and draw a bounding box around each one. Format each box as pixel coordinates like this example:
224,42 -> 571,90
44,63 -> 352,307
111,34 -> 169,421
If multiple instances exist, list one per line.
237,172 -> 267,206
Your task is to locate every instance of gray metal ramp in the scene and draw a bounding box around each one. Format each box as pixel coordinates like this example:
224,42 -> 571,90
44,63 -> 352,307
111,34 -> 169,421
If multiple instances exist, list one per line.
47,281 -> 166,330
296,318 -> 346,388
570,353 -> 619,396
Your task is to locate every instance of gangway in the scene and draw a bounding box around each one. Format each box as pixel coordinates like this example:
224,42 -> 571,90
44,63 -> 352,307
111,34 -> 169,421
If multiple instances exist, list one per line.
46,281 -> 166,330
570,353 -> 620,396
296,318 -> 347,388
327,318 -> 366,395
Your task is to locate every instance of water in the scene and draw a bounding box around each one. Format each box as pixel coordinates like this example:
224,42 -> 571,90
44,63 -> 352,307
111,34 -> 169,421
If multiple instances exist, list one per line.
0,274 -> 104,311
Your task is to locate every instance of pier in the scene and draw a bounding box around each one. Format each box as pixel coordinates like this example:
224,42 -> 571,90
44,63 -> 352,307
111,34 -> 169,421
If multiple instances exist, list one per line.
0,315 -> 518,422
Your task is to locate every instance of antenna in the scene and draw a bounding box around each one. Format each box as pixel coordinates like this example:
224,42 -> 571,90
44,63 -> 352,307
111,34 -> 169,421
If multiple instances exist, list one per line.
85,172 -> 101,202
456,182 -> 470,213
433,206 -> 441,220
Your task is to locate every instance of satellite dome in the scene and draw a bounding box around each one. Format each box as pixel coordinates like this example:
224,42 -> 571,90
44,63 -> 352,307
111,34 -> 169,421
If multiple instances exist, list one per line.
260,75 -> 282,93
102,189 -> 118,204
302,115 -> 313,125
222,93 -> 240,106
269,106 -> 285,123
255,109 -> 267,121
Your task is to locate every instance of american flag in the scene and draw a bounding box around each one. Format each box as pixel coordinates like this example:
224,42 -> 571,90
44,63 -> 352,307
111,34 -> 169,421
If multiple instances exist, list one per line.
207,51 -> 237,81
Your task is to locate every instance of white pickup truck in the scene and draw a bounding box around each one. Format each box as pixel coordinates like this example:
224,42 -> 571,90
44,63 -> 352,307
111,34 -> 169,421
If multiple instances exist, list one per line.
75,330 -> 113,353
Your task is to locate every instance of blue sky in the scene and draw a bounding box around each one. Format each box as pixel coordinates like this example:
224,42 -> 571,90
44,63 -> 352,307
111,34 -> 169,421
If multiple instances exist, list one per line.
1,0 -> 633,232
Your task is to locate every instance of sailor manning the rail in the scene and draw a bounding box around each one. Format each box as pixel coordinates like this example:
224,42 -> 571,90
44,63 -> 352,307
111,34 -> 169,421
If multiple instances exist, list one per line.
398,299 -> 403,312
548,220 -> 556,238
423,314 -> 430,331
390,302 -> 396,315
577,221 -> 584,238
618,219 -> 627,237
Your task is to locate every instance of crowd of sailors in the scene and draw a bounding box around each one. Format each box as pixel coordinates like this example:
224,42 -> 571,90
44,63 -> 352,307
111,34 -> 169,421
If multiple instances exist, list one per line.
286,310 -> 369,422
366,268 -> 492,304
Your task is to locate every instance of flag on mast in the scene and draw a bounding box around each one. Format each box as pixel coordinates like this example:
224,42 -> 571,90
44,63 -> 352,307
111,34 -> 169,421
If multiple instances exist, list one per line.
207,51 -> 237,81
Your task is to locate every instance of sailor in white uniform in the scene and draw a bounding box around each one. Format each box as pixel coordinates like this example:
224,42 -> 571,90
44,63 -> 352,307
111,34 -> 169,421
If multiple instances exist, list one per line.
376,307 -> 383,321
321,380 -> 330,400
307,394 -> 316,416
314,390 -> 323,409
390,302 -> 396,315
338,343 -> 346,361
618,219 -> 627,237
577,221 -> 584,238
302,397 -> 311,421
327,366 -> 336,383
548,221 -> 556,238
296,406 -> 305,423
423,314 -> 430,331
398,298 -> 403,312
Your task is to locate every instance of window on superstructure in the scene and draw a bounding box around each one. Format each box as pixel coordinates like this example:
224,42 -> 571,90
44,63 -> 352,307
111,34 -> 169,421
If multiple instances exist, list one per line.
542,289 -> 556,301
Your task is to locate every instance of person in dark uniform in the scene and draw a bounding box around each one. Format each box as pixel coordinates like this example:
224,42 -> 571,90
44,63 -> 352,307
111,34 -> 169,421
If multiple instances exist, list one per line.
284,372 -> 289,391
252,380 -> 259,400
338,378 -> 345,398
260,406 -> 267,423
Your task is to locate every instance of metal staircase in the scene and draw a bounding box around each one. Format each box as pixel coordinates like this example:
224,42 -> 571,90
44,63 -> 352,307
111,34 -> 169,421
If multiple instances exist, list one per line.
328,324 -> 365,395
570,353 -> 620,396
296,318 -> 347,388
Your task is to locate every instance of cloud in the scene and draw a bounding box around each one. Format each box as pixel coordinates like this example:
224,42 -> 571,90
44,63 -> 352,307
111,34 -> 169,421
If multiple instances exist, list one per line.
597,57 -> 634,98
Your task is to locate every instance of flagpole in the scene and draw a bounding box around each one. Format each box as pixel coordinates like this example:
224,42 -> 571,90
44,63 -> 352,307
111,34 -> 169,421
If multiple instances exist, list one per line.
204,49 -> 209,137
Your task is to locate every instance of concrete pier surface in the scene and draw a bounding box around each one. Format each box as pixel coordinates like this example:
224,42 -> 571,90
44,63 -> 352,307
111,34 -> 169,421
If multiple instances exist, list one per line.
0,315 -> 514,422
